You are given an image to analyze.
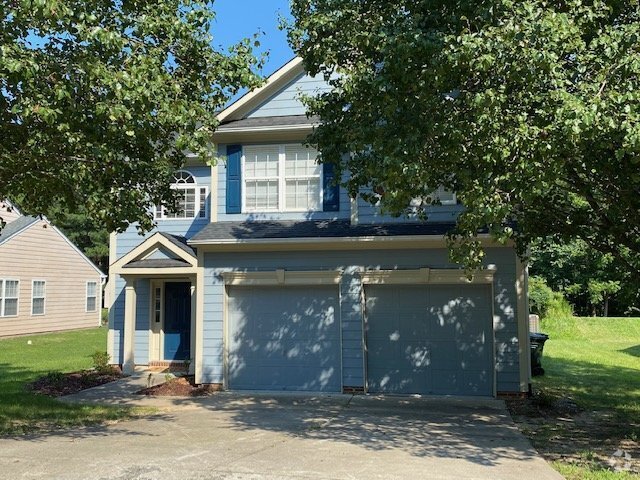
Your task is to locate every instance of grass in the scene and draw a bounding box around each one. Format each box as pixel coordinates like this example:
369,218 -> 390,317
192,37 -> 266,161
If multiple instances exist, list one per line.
538,316 -> 640,415
528,316 -> 640,478
0,328 -> 142,435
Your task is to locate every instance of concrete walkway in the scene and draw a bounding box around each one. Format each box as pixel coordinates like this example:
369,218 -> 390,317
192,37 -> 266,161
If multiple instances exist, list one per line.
0,376 -> 564,480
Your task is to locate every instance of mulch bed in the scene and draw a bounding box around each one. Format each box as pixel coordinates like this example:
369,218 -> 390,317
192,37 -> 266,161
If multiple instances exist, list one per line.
28,368 -> 123,397
138,375 -> 217,397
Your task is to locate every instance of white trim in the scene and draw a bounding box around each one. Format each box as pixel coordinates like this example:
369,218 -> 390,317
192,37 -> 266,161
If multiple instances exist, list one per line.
154,170 -> 209,221
110,232 -> 197,272
221,270 -> 342,286
360,267 -> 497,285
241,144 -> 323,214
0,278 -> 20,317
49,224 -> 105,277
30,279 -> 46,316
216,57 -> 304,123
190,233 -> 502,247
210,164 -> 218,223
195,250 -> 205,384
350,196 -> 359,225
216,124 -> 317,135
2,199 -> 22,217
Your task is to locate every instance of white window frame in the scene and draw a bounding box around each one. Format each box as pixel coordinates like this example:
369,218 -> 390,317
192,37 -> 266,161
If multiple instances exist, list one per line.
154,170 -> 209,220
241,144 -> 324,213
0,279 -> 20,317
86,281 -> 98,313
31,279 -> 46,316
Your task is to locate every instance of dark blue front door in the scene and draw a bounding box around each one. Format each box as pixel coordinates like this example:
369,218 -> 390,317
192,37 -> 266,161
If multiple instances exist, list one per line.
164,282 -> 191,361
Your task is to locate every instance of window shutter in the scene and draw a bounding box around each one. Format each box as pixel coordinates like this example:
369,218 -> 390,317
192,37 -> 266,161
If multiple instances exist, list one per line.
322,163 -> 340,212
226,145 -> 242,214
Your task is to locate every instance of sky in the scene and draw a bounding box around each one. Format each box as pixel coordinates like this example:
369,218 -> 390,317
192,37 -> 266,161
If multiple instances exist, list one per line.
212,0 -> 295,76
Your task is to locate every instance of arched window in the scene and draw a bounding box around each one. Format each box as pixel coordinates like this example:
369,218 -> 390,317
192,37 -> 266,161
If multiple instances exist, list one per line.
154,170 -> 208,220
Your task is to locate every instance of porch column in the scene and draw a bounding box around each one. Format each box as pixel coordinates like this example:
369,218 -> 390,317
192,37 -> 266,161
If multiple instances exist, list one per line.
122,277 -> 137,375
190,282 -> 196,375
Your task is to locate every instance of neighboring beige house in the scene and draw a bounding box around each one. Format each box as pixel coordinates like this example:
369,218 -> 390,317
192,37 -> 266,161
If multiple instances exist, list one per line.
0,204 -> 105,337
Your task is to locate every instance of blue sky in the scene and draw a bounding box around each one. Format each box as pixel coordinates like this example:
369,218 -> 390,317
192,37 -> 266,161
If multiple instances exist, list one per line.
212,0 -> 295,76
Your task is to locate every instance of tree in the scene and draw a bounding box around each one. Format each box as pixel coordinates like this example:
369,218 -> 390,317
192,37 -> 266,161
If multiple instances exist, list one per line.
1,0 -> 263,232
287,0 -> 640,274
531,238 -> 635,316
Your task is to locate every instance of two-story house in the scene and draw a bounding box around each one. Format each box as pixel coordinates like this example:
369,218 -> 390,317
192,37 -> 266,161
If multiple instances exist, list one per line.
108,57 -> 530,397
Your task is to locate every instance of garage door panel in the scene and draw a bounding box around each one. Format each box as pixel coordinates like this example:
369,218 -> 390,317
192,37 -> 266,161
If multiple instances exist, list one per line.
366,284 -> 493,396
228,285 -> 341,392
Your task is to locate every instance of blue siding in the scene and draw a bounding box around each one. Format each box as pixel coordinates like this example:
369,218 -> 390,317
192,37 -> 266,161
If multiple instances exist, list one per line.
111,277 -> 150,365
115,164 -> 210,261
202,247 -> 521,393
247,73 -> 331,118
216,143 -> 351,222
357,193 -> 465,224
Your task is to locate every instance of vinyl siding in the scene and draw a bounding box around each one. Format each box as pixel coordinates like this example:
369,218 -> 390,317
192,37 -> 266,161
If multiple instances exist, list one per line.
357,190 -> 465,224
246,73 -> 331,118
202,246 -> 522,393
0,220 -> 102,337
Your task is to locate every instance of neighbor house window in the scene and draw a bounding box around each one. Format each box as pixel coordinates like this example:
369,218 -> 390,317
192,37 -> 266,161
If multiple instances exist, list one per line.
154,171 -> 208,220
154,287 -> 162,323
0,279 -> 19,317
243,144 -> 322,212
86,282 -> 97,312
31,280 -> 46,316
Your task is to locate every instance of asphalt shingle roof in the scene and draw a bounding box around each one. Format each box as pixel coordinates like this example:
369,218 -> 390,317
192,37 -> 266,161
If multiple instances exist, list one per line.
189,220 -> 457,243
0,216 -> 39,245
217,115 -> 320,130
158,232 -> 196,258
123,258 -> 192,269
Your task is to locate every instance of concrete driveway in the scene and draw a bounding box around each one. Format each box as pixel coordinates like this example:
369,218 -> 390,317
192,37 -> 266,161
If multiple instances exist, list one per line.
0,391 -> 563,480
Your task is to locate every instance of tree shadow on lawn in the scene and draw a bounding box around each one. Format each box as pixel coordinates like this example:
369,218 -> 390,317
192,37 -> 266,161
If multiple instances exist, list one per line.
523,355 -> 640,470
0,362 -> 168,441
620,344 -> 640,358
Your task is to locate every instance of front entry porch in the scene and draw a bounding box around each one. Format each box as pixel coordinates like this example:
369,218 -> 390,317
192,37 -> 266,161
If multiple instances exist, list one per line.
109,232 -> 202,376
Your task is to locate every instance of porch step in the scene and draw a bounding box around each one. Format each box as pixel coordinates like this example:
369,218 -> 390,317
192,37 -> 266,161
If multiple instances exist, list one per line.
148,361 -> 189,372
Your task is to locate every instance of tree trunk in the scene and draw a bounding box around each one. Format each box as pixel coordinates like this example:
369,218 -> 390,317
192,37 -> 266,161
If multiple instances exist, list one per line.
604,297 -> 609,317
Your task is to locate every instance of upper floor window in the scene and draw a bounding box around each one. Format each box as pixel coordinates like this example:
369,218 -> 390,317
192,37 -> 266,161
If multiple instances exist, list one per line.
243,144 -> 322,212
0,279 -> 19,317
154,170 -> 208,220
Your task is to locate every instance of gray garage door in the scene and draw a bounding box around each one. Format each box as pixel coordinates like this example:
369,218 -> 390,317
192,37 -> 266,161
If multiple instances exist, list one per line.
365,284 -> 493,396
227,285 -> 341,392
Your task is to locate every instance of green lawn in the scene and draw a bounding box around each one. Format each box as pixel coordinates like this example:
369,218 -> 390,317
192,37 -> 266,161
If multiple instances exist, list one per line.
533,316 -> 640,479
0,328 -> 140,435
538,316 -> 640,415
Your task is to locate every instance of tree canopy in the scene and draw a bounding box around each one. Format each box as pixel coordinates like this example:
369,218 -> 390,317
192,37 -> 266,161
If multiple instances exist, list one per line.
288,0 -> 640,274
1,0 -> 263,232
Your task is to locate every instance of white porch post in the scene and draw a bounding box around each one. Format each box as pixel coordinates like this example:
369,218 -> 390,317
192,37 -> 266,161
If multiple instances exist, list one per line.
189,282 -> 196,375
122,277 -> 137,375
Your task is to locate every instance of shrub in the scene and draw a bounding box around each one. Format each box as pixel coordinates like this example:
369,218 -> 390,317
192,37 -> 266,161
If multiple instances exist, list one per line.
91,351 -> 111,373
101,308 -> 109,326
529,276 -> 554,316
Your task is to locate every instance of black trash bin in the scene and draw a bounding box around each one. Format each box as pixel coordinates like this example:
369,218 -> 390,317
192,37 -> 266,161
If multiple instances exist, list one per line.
530,332 -> 549,376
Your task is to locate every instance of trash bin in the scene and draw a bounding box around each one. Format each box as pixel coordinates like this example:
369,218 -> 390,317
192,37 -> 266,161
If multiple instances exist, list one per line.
530,332 -> 549,376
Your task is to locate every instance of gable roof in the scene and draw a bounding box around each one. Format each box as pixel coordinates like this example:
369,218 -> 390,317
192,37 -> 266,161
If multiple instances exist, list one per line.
2,199 -> 22,217
0,215 -> 105,277
157,232 -> 196,258
0,216 -> 38,245
217,115 -> 320,131
216,57 -> 305,123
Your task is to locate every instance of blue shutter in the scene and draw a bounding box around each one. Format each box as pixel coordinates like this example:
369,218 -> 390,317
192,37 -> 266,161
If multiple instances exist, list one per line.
322,162 -> 340,212
226,145 -> 242,214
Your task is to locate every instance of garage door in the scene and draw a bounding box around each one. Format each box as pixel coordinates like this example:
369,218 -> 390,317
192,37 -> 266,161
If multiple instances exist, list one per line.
227,285 -> 341,392
365,284 -> 493,396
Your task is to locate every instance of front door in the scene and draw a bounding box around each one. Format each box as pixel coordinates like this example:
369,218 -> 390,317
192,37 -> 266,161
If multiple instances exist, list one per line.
164,282 -> 191,361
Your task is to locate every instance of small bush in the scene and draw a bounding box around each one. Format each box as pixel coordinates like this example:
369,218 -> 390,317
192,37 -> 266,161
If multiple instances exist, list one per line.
529,276 -> 554,316
101,308 -> 109,327
91,351 -> 111,373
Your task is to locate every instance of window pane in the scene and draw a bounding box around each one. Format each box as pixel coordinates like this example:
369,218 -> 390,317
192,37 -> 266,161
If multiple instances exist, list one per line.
32,298 -> 45,315
4,299 -> 17,316
33,281 -> 45,298
86,297 -> 97,312
244,146 -> 279,179
199,188 -> 207,218
285,179 -> 320,210
5,280 -> 18,298
245,180 -> 278,211
285,145 -> 320,177
87,282 -> 97,297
